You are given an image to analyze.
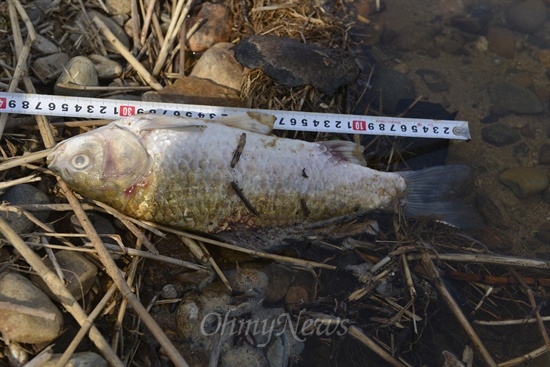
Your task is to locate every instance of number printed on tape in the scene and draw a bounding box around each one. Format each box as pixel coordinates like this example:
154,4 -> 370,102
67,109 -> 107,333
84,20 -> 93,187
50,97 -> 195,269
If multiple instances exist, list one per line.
0,92 -> 471,140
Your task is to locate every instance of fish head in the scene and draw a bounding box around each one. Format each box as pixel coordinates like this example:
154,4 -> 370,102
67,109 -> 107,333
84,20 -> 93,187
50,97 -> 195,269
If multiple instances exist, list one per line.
47,124 -> 152,204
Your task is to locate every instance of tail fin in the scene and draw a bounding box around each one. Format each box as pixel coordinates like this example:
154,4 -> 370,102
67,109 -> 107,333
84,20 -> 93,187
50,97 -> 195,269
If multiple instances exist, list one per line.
398,165 -> 483,229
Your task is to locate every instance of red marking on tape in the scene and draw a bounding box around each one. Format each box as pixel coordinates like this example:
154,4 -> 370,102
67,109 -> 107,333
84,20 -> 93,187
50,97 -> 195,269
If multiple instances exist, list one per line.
0,98 -> 6,109
119,105 -> 136,116
352,120 -> 366,131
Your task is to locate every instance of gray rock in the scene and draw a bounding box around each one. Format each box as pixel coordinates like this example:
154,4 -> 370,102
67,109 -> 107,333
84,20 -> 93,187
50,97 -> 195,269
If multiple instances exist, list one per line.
0,184 -> 50,234
191,42 -> 244,91
499,167 -> 549,198
32,53 -> 70,84
370,67 -> 416,115
488,79 -> 544,114
505,0 -> 547,34
54,56 -> 99,97
40,352 -> 108,367
481,124 -> 520,147
31,250 -> 98,301
88,54 -> 123,79
32,34 -> 60,55
415,69 -> 449,92
0,272 -> 63,344
232,35 -> 359,95
161,284 -> 178,299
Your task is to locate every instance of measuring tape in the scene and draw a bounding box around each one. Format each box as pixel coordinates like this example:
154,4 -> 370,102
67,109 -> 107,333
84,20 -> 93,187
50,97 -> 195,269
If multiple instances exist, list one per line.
0,92 -> 470,140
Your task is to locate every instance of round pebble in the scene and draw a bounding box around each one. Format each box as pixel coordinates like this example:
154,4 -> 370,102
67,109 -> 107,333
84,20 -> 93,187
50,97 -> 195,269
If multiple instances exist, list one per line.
0,184 -> 50,234
499,167 -> 549,198
88,54 -> 123,80
31,250 -> 98,301
40,352 -> 108,367
54,56 -> 99,97
481,123 -> 520,147
505,0 -> 547,34
487,27 -> 515,59
0,272 -> 63,344
488,79 -> 544,114
190,42 -> 244,91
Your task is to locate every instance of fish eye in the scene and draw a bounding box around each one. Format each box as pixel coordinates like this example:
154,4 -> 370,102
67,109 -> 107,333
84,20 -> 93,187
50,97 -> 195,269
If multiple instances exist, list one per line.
71,154 -> 90,170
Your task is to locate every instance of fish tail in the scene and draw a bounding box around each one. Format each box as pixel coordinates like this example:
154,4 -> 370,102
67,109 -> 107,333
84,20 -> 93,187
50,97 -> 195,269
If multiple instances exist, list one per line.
398,165 -> 483,228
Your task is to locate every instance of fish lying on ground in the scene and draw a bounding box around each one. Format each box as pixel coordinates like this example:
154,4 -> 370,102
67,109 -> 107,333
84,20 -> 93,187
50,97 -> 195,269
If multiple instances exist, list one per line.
47,113 -> 478,240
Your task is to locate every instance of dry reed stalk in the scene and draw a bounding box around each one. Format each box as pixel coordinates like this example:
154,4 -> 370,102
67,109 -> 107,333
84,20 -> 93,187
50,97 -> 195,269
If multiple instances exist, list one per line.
57,178 -> 191,367
92,16 -> 163,90
347,325 -> 407,367
57,284 -> 118,367
420,253 -> 497,367
0,216 -> 124,367
152,0 -> 194,76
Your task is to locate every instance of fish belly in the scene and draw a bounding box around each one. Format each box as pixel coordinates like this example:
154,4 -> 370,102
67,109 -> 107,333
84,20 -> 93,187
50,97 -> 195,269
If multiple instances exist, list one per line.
123,124 -> 406,232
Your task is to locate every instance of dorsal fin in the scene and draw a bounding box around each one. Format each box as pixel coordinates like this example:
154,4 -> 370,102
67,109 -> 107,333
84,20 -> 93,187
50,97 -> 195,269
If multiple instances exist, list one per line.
215,112 -> 275,134
319,140 -> 366,166
123,114 -> 208,131
118,112 -> 275,134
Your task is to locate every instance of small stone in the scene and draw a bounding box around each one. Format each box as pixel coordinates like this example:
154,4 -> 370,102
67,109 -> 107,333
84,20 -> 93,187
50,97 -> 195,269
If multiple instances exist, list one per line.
488,79 -> 544,114
31,53 -> 69,84
481,123 -> 520,147
54,56 -> 99,97
487,27 -> 515,58
143,76 -> 244,107
232,266 -> 269,296
535,49 -> 550,69
285,286 -> 309,308
540,144 -> 550,165
475,192 -> 511,228
220,343 -> 269,367
233,35 -> 359,95
190,43 -> 244,91
499,167 -> 549,198
186,3 -> 232,52
370,67 -> 416,115
392,63 -> 410,74
505,0 -> 547,34
450,12 -> 490,34
474,36 -> 489,52
0,184 -> 50,234
88,54 -> 123,79
40,352 -> 108,367
0,272 -> 63,344
104,0 -> 131,15
513,143 -> 531,165
161,284 -> 178,299
352,0 -> 386,18
415,69 -> 450,92
31,34 -> 60,55
31,250 -> 98,301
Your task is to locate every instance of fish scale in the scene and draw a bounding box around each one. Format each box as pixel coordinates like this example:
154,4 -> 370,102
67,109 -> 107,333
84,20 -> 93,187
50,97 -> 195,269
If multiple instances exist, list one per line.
123,122 -> 406,232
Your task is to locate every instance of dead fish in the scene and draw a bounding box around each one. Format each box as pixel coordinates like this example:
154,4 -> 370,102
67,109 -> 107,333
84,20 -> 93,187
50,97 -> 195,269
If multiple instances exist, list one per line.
47,113 -> 477,234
